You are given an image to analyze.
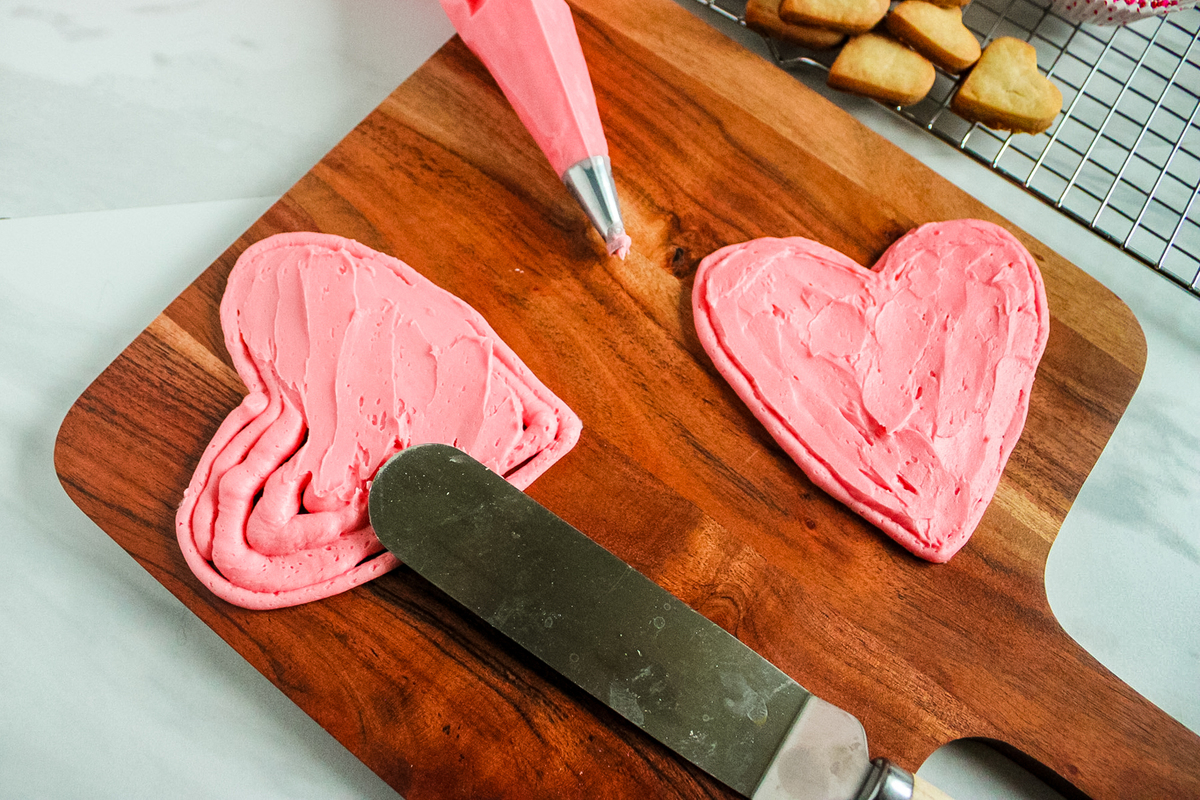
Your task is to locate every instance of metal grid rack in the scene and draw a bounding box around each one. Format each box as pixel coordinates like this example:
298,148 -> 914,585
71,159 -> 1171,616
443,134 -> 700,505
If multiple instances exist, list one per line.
691,0 -> 1200,299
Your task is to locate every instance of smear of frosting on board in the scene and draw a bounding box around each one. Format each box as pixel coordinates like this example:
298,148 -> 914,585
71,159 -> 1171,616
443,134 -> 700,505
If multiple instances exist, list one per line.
692,220 -> 1049,562
176,232 -> 582,609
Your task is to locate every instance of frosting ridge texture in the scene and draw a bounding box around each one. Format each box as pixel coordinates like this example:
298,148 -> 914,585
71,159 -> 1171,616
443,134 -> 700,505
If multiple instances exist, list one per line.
692,220 -> 1049,561
176,232 -> 581,609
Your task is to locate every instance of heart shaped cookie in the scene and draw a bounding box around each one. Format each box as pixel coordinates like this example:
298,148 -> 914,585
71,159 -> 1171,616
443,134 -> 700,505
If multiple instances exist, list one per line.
780,0 -> 890,33
176,233 -> 581,609
693,220 -> 1049,562
951,37 -> 1063,134
745,0 -> 846,50
827,32 -> 937,108
886,0 -> 981,74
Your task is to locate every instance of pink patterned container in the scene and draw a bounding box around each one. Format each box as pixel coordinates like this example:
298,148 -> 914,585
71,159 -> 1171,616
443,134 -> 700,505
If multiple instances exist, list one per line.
1052,0 -> 1195,25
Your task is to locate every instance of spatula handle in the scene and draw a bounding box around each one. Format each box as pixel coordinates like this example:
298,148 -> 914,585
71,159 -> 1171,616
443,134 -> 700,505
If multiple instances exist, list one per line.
856,759 -> 955,800
913,774 -> 955,800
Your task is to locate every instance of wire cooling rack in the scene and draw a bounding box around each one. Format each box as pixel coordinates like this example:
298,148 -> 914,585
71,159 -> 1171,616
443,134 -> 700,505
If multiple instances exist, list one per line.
691,0 -> 1200,299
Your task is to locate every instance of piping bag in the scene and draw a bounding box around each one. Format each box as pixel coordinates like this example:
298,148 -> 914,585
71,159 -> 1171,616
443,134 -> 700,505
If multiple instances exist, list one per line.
440,0 -> 631,258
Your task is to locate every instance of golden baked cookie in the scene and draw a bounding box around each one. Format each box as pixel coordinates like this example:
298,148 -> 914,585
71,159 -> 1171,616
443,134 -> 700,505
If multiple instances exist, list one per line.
745,0 -> 846,49
779,0 -> 890,34
886,0 -> 981,73
926,0 -> 971,7
951,37 -> 1063,133
827,32 -> 936,107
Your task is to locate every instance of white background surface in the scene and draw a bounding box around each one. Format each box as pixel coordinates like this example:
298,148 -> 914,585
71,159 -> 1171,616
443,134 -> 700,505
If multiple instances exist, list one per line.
1,1 -> 1196,798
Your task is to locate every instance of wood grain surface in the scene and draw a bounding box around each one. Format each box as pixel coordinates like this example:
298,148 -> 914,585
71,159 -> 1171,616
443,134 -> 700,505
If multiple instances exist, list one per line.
54,0 -> 1199,797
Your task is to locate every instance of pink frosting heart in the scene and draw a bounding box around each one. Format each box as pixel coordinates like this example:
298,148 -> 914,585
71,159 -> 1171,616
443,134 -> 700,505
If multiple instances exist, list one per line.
176,232 -> 581,609
693,220 -> 1049,562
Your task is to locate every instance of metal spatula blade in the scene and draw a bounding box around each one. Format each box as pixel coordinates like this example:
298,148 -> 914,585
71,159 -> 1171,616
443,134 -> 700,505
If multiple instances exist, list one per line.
368,443 -> 940,800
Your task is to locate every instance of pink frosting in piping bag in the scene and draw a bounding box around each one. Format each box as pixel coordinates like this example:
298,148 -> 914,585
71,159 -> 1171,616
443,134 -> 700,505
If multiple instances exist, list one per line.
176,232 -> 581,609
442,0 -> 606,177
693,220 -> 1049,562
441,0 -> 631,258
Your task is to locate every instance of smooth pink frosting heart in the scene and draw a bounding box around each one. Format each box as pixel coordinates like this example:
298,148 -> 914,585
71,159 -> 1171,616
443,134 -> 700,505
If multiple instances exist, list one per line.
693,220 -> 1049,561
176,232 -> 581,609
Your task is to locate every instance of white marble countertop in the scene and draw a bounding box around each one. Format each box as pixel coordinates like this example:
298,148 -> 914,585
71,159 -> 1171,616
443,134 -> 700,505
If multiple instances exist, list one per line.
1,2 -> 1196,798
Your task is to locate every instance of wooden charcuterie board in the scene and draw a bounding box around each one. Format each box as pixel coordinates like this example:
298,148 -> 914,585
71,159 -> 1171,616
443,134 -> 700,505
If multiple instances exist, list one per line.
54,0 -> 1199,796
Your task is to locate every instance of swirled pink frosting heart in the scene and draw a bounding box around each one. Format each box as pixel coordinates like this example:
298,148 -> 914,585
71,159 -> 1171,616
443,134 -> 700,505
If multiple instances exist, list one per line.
176,233 -> 581,609
693,220 -> 1049,561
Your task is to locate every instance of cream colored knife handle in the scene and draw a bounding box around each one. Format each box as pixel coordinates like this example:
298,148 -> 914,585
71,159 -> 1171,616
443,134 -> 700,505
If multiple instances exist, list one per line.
912,775 -> 955,800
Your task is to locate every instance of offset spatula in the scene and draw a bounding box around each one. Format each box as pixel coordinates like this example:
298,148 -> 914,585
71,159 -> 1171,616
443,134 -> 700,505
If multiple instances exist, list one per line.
368,443 -> 952,800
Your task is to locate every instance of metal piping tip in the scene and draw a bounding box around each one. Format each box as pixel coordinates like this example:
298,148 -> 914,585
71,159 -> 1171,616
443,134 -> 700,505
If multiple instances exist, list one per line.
563,155 -> 631,259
